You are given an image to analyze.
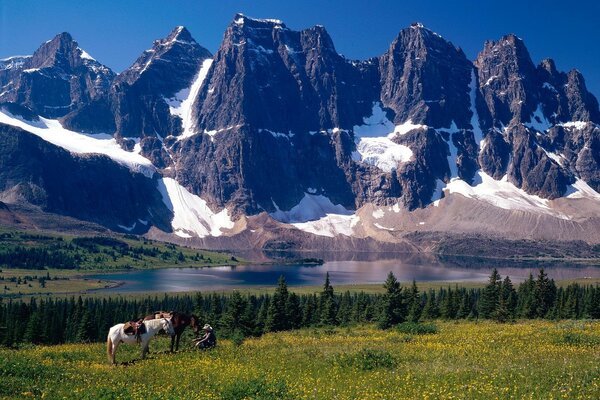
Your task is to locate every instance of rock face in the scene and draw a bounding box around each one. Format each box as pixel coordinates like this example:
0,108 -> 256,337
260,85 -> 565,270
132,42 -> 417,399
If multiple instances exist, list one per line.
109,26 -> 212,139
0,123 -> 172,232
0,33 -> 114,118
380,23 -> 473,129
1,16 -> 600,240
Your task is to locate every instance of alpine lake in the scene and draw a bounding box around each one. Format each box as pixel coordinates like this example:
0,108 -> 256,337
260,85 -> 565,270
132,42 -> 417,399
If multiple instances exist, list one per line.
87,252 -> 600,293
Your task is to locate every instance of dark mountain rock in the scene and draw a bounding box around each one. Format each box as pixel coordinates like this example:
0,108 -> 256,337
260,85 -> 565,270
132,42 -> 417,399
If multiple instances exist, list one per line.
109,26 -> 212,139
193,14 -> 377,134
475,34 -> 538,127
0,33 -> 115,118
0,122 -> 172,232
2,19 -> 600,230
379,23 -> 473,129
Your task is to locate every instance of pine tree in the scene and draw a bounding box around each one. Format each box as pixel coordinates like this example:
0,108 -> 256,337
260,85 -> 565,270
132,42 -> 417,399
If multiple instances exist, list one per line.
440,287 -> 457,320
302,294 -> 317,327
222,291 -> 249,336
456,290 -> 471,319
320,273 -> 337,326
517,274 -> 536,318
534,268 -> 556,318
378,272 -> 405,329
500,276 -> 517,318
421,291 -> 439,320
479,269 -> 501,319
265,275 -> 289,332
285,292 -> 302,329
406,280 -> 421,322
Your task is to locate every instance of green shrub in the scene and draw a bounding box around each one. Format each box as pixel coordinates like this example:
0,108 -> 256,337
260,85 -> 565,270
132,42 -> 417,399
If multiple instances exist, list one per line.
559,332 -> 600,347
336,348 -> 397,371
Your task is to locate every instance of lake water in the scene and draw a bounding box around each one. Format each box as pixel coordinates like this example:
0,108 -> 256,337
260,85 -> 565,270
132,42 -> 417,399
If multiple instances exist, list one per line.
87,256 -> 600,293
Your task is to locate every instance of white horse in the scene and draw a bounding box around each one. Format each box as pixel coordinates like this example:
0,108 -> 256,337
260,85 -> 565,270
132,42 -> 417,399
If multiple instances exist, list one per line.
106,318 -> 175,365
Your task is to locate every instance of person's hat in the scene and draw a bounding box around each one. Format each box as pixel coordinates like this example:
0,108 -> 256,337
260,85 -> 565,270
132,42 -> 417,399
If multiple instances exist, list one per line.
203,324 -> 213,331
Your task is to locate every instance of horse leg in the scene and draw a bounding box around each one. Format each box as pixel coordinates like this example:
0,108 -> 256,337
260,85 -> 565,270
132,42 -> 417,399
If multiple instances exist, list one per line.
170,334 -> 175,353
141,339 -> 149,359
111,340 -> 120,365
176,333 -> 181,352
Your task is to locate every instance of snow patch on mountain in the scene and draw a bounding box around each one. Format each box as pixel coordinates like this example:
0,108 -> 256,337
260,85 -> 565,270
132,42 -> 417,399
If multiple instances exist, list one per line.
444,171 -> 569,219
291,214 -> 360,238
469,69 -> 484,147
157,177 -> 234,238
271,193 -> 353,223
565,179 -> 600,200
352,103 -> 416,172
167,58 -> 213,140
0,108 -> 155,177
352,137 -> 413,172
525,104 -> 551,132
270,193 -> 359,237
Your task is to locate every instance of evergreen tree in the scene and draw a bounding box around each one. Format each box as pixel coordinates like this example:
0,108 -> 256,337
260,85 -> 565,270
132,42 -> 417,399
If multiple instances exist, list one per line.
76,307 -> 94,343
479,269 -> 501,319
421,291 -> 439,320
517,274 -> 536,318
222,291 -> 250,336
456,290 -> 471,319
285,292 -> 302,329
406,280 -> 421,322
378,272 -> 405,329
534,268 -> 556,318
500,276 -> 517,318
320,273 -> 337,326
440,287 -> 457,319
265,275 -> 289,332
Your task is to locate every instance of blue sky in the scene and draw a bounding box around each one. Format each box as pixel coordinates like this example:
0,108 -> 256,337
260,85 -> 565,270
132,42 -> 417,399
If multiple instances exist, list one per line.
1,0 -> 599,96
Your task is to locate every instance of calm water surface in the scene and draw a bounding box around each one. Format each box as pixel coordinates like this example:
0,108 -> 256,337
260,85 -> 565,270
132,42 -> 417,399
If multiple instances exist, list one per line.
88,257 -> 600,293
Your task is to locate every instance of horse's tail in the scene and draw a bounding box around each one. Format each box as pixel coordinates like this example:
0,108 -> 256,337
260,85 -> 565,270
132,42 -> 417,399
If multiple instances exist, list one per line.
106,335 -> 113,363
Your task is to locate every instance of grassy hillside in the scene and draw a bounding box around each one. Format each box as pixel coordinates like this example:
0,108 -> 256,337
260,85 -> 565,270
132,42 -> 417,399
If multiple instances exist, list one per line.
0,227 -> 238,271
1,321 -> 599,399
0,227 -> 240,296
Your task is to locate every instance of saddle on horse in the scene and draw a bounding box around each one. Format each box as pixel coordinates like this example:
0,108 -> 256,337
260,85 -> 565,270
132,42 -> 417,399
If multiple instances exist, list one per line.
123,319 -> 146,342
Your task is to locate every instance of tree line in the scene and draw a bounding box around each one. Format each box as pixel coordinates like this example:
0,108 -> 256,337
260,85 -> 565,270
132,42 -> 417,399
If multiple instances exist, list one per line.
0,269 -> 599,347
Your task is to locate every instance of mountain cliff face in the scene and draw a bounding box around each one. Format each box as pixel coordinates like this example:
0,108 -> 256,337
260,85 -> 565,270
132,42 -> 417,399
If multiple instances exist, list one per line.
0,33 -> 114,118
1,14 -> 599,247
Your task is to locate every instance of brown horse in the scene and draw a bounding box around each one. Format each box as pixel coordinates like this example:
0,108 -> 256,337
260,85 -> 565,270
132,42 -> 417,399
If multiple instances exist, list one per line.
144,311 -> 200,352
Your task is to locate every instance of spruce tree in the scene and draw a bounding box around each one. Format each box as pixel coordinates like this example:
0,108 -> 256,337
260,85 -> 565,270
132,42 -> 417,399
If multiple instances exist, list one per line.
500,276 -> 517,318
320,273 -> 337,326
517,274 -> 536,318
285,292 -> 302,329
222,291 -> 249,336
378,272 -> 405,329
421,291 -> 439,320
440,287 -> 457,319
406,280 -> 421,322
456,290 -> 471,319
479,269 -> 501,319
265,275 -> 289,332
534,268 -> 556,318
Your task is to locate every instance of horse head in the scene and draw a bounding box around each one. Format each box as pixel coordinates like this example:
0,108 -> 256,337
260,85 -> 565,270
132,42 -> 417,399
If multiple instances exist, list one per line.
161,318 -> 175,337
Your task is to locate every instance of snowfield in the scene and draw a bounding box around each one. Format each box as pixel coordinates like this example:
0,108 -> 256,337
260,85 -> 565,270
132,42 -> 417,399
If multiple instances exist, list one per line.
157,178 -> 234,238
0,108 -> 156,177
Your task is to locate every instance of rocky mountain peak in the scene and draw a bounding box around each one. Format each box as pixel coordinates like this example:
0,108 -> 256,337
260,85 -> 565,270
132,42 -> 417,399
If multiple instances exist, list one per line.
165,26 -> 195,43
379,23 -> 473,128
231,13 -> 286,30
475,34 -> 538,126
28,32 -> 83,70
539,58 -> 558,76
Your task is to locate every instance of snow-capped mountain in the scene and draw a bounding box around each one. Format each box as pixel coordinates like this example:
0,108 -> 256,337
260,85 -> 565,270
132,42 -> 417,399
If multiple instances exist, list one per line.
1,14 -> 600,252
